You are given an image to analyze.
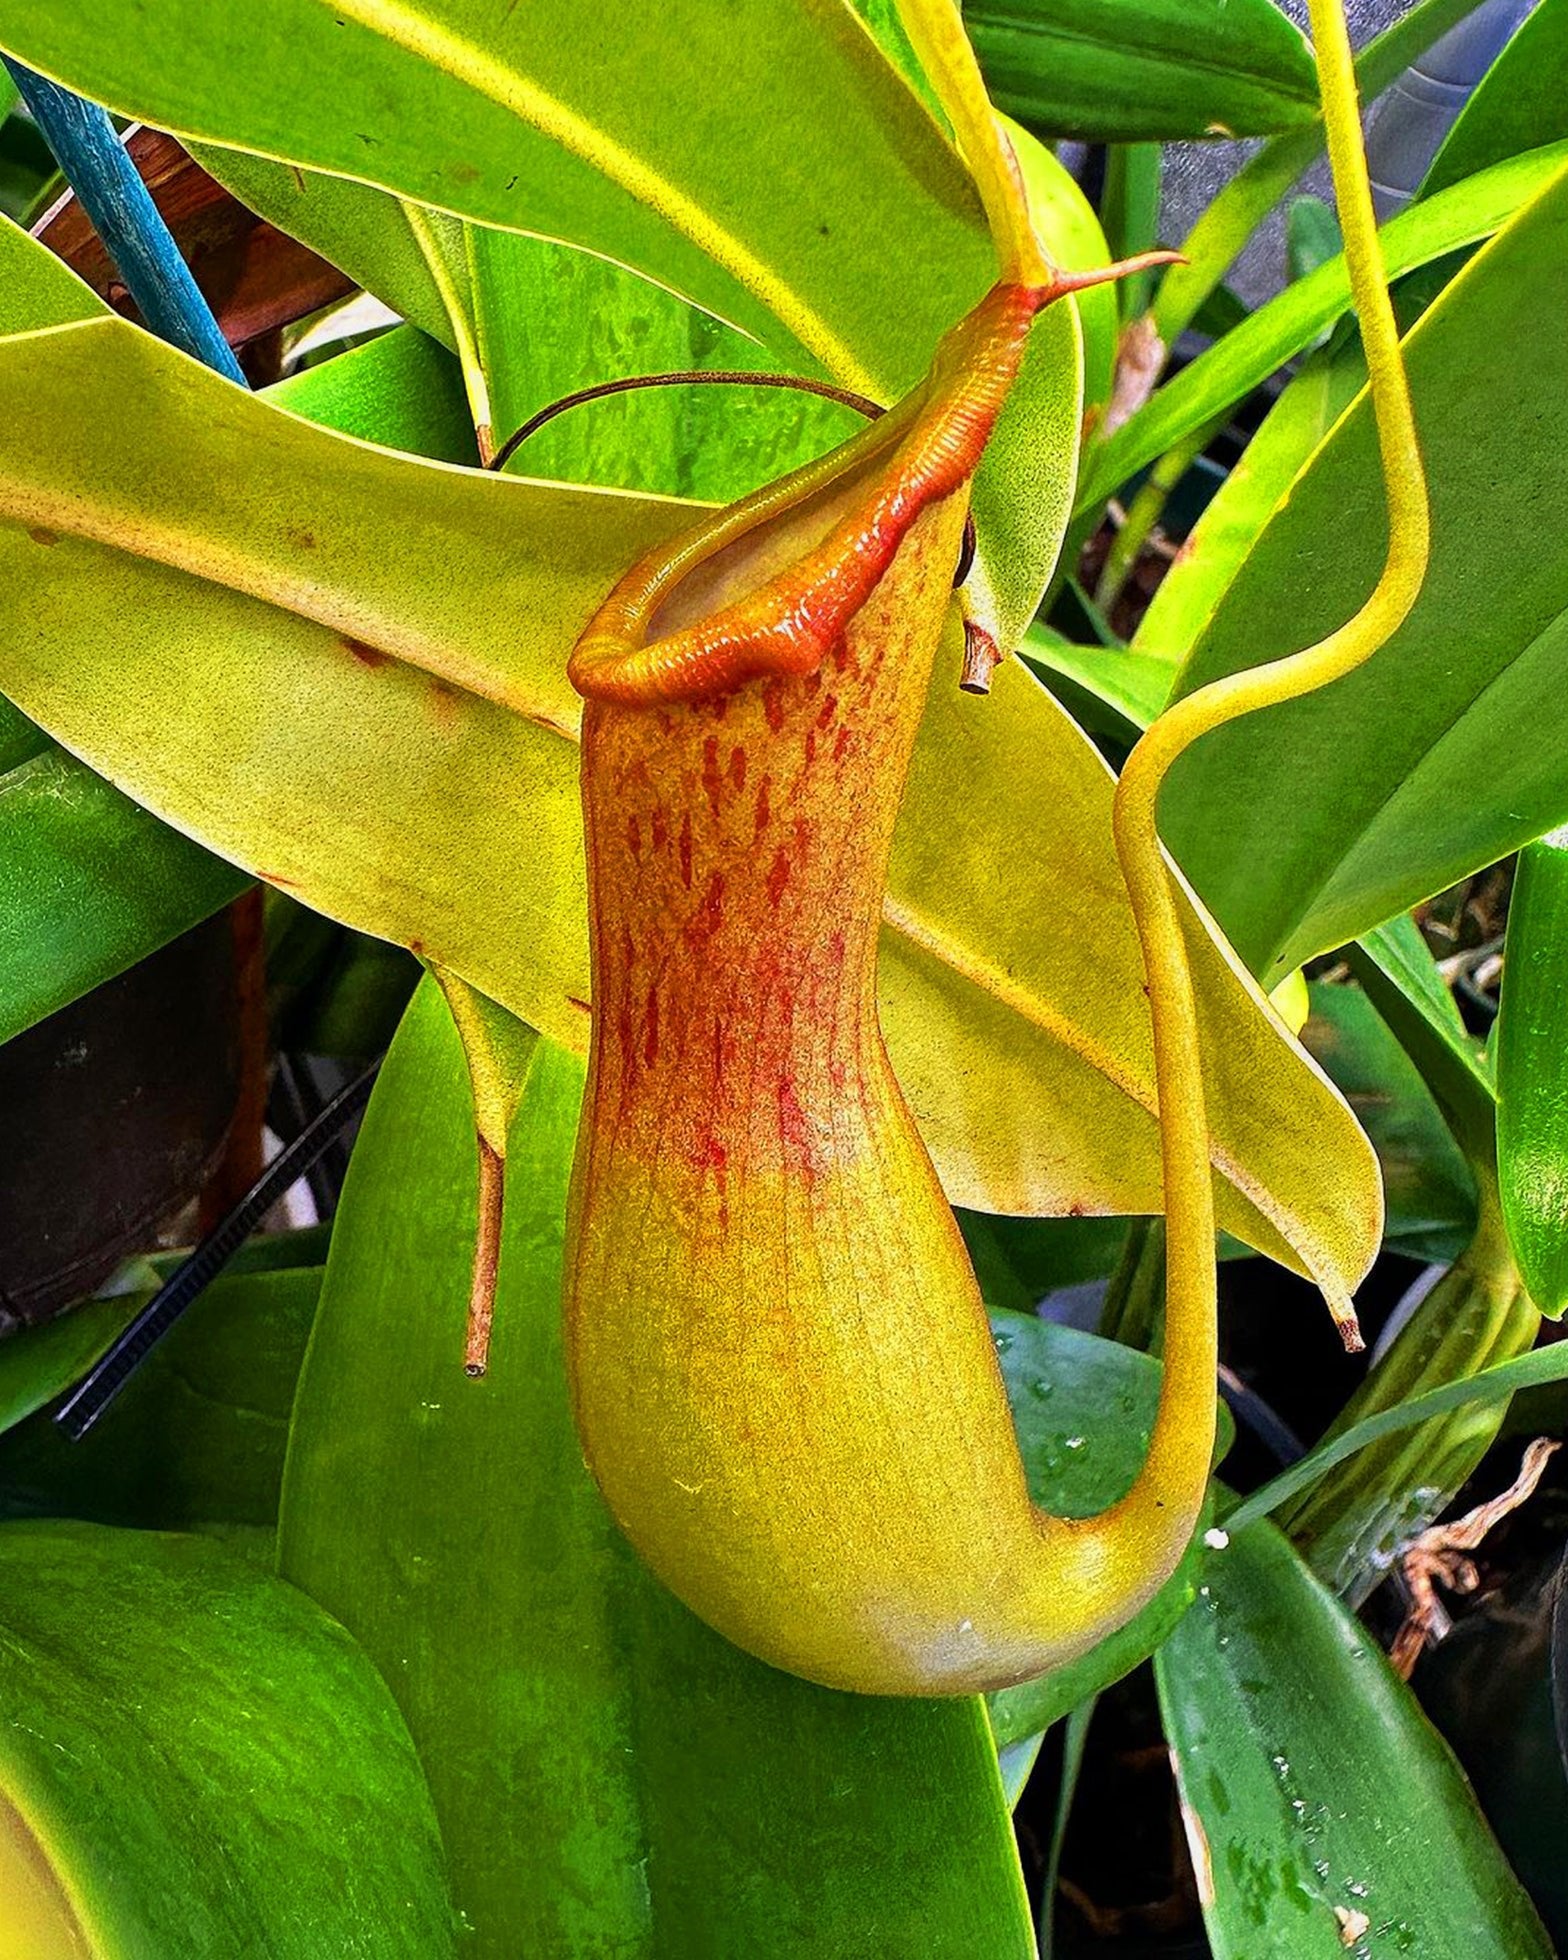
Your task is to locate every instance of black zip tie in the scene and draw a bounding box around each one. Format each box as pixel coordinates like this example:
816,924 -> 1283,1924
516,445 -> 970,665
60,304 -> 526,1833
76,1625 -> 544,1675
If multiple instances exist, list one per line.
54,1057 -> 382,1440
489,368 -> 977,590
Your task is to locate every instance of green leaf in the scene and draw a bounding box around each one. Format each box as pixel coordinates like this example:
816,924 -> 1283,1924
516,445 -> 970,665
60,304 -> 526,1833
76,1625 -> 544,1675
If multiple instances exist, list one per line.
1156,1519 -> 1553,1959
1160,164 -> 1568,984
0,1522 -> 454,1956
266,321 -> 481,464
1348,916 -> 1496,1170
1301,980 -> 1477,1266
467,231 -> 856,502
0,1265 -> 321,1533
0,0 -> 1073,651
1100,141 -> 1162,321
964,0 -> 1319,142
1024,620 -> 1173,732
1285,193 -> 1341,285
1080,142 -> 1568,514
279,978 -> 1035,1957
1007,121 -> 1118,416
984,1309 -> 1208,1746
0,1294 -> 132,1437
1424,0 -> 1568,198
0,221 -> 1382,1299
0,323 -> 471,1047
200,155 -> 859,500
192,149 -> 470,350
1497,827 -> 1568,1316
0,739 -> 247,1044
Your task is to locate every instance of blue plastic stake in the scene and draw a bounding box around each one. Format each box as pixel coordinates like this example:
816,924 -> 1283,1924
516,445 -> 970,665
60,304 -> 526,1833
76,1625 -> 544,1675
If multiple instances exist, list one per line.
4,57 -> 247,384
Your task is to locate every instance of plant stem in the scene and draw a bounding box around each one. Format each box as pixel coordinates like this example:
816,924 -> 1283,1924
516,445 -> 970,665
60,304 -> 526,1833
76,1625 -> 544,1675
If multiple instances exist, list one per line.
1098,1218 -> 1166,1352
4,58 -> 244,383
1093,418 -> 1219,614
1279,1171 -> 1540,1604
1101,144 -> 1163,323
401,201 -> 495,462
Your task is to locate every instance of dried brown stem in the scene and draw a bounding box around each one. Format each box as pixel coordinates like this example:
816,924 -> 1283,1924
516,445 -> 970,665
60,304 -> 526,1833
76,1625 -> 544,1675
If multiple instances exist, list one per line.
463,1135 -> 504,1377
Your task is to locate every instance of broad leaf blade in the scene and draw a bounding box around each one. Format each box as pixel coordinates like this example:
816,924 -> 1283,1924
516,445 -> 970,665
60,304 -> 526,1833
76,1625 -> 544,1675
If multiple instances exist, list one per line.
1160,165 -> 1568,983
0,322 -> 471,1046
279,977 -> 1035,1957
1497,828 -> 1568,1316
0,1522 -> 454,1956
1156,1520 -> 1553,1959
965,0 -> 1318,143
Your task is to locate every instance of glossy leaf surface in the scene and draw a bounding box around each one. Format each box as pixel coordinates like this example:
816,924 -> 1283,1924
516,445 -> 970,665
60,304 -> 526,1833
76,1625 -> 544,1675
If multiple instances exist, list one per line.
0,222 -> 1380,1294
964,0 -> 1318,142
1161,167 -> 1568,983
1157,1520 -> 1553,1959
984,1311 -> 1208,1747
0,1522 -> 454,1956
1497,828 -> 1568,1316
280,979 -> 1034,1957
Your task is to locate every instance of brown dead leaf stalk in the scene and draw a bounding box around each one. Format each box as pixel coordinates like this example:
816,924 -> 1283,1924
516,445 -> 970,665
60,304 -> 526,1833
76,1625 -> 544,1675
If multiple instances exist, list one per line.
1390,1437 -> 1561,1677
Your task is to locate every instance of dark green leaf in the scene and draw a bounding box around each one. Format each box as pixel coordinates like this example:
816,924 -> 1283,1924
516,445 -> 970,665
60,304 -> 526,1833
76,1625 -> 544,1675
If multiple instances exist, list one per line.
985,1310 -> 1209,1746
0,740 -> 247,1045
1160,165 -> 1568,983
0,1522 -> 453,1955
1348,916 -> 1495,1171
0,1266 -> 321,1532
1300,980 -> 1477,1265
1497,828 -> 1568,1316
279,980 -> 1034,1957
1156,1519 -> 1553,1958
964,0 -> 1318,142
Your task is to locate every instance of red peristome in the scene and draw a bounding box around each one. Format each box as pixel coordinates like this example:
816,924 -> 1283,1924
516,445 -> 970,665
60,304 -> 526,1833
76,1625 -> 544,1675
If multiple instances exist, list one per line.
568,281 -> 1044,709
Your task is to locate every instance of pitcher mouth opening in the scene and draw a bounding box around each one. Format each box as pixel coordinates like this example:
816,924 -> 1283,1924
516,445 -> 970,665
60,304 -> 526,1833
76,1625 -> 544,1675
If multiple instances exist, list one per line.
567,282 -> 1046,712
